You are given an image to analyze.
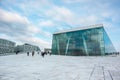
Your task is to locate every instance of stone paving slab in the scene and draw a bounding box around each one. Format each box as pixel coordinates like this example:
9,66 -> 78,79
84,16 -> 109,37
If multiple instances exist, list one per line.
0,54 -> 120,80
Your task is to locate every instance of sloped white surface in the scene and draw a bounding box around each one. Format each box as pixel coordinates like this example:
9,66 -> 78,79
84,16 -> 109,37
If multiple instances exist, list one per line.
0,54 -> 120,80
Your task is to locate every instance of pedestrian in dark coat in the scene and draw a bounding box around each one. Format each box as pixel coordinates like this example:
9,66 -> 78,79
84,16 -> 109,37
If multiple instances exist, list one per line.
41,52 -> 45,57
32,51 -> 35,56
27,52 -> 29,56
16,51 -> 20,55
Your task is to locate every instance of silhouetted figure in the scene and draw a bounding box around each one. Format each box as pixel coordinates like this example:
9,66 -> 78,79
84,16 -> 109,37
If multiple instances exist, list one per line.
45,52 -> 47,55
32,51 -> 35,56
37,52 -> 39,54
47,51 -> 49,53
116,52 -> 118,55
41,52 -> 46,57
27,52 -> 29,56
48,51 -> 51,55
49,52 -> 51,55
16,51 -> 20,55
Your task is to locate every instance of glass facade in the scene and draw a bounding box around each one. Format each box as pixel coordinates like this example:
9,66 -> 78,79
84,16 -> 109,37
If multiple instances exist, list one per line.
0,39 -> 40,55
15,43 -> 40,53
103,29 -> 116,54
0,38 -> 15,54
52,25 -> 116,56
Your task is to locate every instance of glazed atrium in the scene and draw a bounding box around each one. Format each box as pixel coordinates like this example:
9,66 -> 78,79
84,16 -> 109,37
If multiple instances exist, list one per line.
52,24 -> 116,56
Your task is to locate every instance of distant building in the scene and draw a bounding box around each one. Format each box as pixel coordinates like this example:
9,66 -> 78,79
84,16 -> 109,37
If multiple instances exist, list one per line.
44,48 -> 51,53
15,43 -> 40,53
0,38 -> 15,55
52,24 -> 116,56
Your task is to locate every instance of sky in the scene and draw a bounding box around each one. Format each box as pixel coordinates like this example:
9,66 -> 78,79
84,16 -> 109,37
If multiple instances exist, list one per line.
0,0 -> 120,51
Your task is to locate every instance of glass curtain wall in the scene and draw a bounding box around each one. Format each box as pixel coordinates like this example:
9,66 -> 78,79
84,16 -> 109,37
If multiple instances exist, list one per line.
15,44 -> 40,53
0,39 -> 15,54
52,27 -> 116,56
103,29 -> 116,55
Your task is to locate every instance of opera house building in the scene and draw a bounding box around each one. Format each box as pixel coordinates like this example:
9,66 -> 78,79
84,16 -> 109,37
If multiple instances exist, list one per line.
52,24 -> 116,56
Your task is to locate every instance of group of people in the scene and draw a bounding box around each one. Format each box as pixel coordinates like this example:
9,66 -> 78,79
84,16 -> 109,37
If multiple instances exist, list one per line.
114,52 -> 119,55
41,51 -> 51,57
27,51 -> 51,57
105,52 -> 120,56
27,51 -> 36,56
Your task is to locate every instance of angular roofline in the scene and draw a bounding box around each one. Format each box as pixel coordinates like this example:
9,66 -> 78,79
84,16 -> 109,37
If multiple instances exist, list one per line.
0,38 -> 16,44
54,24 -> 103,34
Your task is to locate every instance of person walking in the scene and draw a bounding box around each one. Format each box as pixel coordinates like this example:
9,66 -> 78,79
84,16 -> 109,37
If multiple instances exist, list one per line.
32,51 -> 35,56
27,52 -> 29,56
37,52 -> 39,54
41,52 -> 45,58
16,51 -> 20,55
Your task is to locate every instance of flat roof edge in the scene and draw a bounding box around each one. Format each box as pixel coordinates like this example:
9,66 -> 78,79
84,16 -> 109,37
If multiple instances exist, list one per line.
54,24 -> 103,34
0,38 -> 16,44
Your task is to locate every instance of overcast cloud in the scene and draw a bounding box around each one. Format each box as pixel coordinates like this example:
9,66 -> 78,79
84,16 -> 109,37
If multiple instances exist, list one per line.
0,0 -> 120,51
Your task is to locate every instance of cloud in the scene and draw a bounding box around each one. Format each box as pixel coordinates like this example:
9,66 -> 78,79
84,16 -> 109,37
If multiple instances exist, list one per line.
76,15 -> 98,26
62,0 -> 91,4
39,20 -> 55,27
15,35 -> 51,49
0,8 -> 31,36
44,5 -> 102,27
46,6 -> 75,25
0,0 -> 120,51
0,8 -> 51,49
0,8 -> 29,24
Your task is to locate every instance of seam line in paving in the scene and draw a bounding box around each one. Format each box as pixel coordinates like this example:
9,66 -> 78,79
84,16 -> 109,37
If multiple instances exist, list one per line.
102,66 -> 105,80
89,65 -> 96,80
108,70 -> 113,80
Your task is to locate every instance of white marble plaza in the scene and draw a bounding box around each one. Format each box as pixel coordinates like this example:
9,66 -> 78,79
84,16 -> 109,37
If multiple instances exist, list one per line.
0,54 -> 120,80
